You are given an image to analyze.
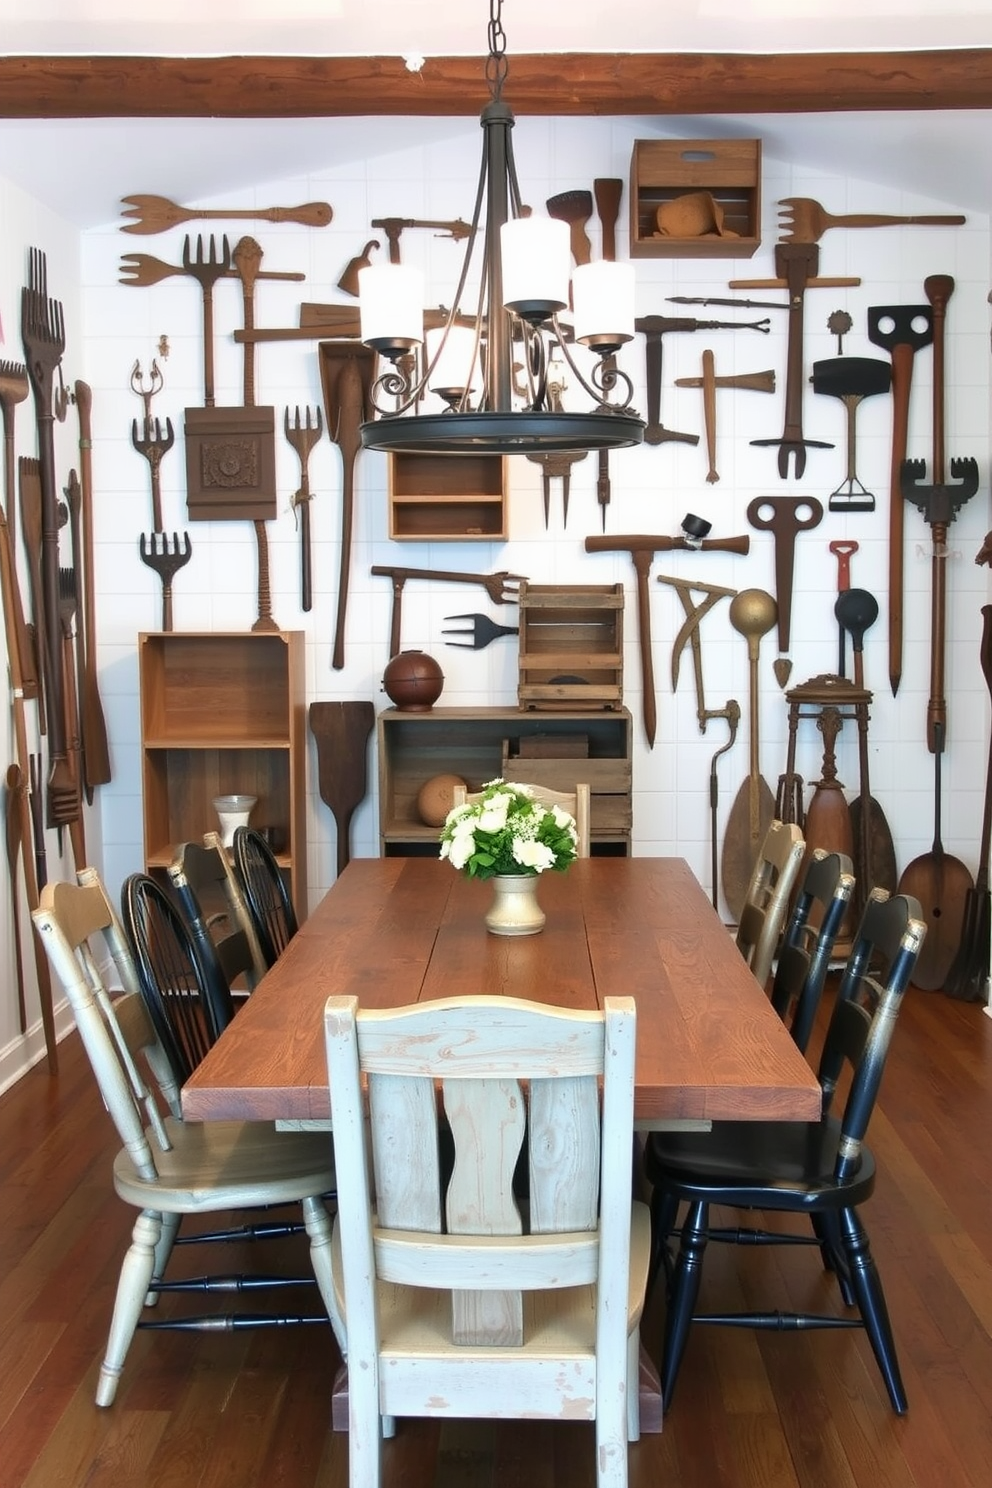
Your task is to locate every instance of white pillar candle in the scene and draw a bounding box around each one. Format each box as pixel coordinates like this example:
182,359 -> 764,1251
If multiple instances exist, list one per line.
500,216 -> 570,319
571,261 -> 635,348
426,325 -> 480,395
359,263 -> 425,350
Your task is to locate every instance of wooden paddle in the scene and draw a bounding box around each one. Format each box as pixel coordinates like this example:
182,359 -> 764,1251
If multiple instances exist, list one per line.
309,701 -> 375,877
943,603 -> 992,1002
721,589 -> 778,921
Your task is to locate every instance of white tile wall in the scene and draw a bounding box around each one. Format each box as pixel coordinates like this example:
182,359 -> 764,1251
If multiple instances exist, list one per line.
2,116 -> 991,1077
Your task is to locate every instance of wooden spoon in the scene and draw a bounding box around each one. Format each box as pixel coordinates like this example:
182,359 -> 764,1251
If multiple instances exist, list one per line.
721,589 -> 778,921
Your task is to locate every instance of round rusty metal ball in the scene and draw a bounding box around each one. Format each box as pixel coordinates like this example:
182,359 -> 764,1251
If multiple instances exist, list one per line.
417,773 -> 467,828
382,650 -> 444,711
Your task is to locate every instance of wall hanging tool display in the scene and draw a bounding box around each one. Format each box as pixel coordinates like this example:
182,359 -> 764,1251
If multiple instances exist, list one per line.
88,158 -> 987,1009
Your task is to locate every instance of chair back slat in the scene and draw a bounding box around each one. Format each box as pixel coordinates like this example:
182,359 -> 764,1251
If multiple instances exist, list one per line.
33,878 -> 176,1175
232,826 -> 298,966
171,836 -> 268,990
816,889 -> 926,1174
770,849 -> 855,1052
735,820 -> 806,987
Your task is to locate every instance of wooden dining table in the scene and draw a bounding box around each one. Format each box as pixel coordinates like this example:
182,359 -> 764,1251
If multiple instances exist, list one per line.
182,857 -> 820,1129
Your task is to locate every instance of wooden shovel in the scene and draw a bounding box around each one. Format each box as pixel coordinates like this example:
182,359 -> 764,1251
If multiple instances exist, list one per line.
319,342 -> 375,671
309,701 -> 375,877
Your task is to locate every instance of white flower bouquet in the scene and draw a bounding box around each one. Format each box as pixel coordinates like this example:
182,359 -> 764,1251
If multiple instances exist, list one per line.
439,778 -> 578,880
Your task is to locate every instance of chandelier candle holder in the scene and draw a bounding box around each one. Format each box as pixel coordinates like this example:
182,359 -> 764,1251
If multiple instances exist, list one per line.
357,0 -> 644,459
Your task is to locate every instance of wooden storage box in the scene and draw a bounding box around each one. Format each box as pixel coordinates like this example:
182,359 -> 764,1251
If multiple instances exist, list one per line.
517,583 -> 624,712
629,138 -> 761,258
501,743 -> 632,844
388,452 -> 507,540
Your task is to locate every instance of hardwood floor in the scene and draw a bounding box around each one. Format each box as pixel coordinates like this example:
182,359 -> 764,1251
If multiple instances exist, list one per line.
1,985 -> 990,1487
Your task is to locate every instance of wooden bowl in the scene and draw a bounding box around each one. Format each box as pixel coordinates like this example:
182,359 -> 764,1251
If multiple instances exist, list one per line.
382,650 -> 444,711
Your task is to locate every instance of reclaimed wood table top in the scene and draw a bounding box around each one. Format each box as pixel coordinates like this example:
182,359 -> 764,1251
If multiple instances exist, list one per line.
181,857 -> 821,1127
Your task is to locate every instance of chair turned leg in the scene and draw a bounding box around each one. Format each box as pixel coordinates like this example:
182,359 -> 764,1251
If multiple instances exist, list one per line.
97,1209 -> 161,1407
661,1200 -> 709,1407
839,1207 -> 908,1414
147,1211 -> 181,1305
812,1211 -> 855,1306
301,1194 -> 347,1359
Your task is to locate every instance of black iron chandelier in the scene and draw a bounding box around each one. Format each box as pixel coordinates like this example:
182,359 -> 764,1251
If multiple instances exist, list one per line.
358,0 -> 645,457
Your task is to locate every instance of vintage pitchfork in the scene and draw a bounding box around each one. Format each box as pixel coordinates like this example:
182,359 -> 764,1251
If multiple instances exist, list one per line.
21,248 -> 76,825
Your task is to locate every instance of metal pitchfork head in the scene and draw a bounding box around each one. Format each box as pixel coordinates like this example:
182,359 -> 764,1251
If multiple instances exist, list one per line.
139,531 -> 192,633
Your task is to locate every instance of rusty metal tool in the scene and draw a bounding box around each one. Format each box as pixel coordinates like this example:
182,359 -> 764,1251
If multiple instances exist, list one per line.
130,360 -> 174,532
525,451 -> 587,528
120,193 -> 333,234
139,533 -> 192,631
370,216 -> 474,263
749,243 -> 835,478
337,239 -> 380,297
830,538 -> 859,674
746,495 -> 824,687
442,613 -> 519,649
675,351 -> 775,482
828,309 -> 853,353
182,233 -> 231,407
812,356 -> 892,512
704,701 -> 741,910
722,589 -> 779,920
585,517 -> 750,749
667,296 -> 789,312
635,313 -> 770,447
285,405 -> 322,613
868,301 -> 935,696
21,247 -> 75,827
371,566 -> 525,660
658,574 -> 738,731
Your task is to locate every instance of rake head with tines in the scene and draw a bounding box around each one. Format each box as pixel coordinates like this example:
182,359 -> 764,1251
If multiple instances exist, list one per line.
21,257 -> 66,411
140,532 -> 192,633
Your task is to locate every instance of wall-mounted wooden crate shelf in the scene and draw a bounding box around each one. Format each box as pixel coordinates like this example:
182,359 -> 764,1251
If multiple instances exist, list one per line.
517,583 -> 624,712
377,706 -> 632,856
629,138 -> 761,258
388,452 -> 507,540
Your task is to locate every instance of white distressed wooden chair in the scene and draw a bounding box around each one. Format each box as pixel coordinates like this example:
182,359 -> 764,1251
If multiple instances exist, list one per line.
324,992 -> 649,1488
734,819 -> 805,988
452,781 -> 592,857
32,872 -> 345,1407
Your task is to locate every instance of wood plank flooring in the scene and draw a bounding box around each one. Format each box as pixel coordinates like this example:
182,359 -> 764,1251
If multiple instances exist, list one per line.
0,984 -> 990,1487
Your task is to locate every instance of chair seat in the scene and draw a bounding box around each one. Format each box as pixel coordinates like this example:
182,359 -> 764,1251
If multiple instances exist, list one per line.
113,1116 -> 336,1213
645,1119 -> 877,1212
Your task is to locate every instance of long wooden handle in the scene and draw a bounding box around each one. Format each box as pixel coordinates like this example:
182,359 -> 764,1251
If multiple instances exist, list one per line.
925,273 -> 954,752
74,382 -> 112,791
702,349 -> 718,482
632,551 -> 657,748
729,276 -> 860,290
831,212 -> 966,229
888,341 -> 915,696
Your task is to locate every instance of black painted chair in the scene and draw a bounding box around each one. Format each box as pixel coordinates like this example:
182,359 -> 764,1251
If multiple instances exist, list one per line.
645,888 -> 926,1414
232,825 -> 298,968
769,847 -> 856,1054
121,872 -> 237,1080
169,835 -> 268,997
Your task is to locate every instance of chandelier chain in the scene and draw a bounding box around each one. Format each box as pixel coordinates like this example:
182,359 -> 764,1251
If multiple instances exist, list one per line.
486,0 -> 508,101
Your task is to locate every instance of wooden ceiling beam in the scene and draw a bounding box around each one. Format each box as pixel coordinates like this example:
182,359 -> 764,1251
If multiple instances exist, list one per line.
0,50 -> 990,119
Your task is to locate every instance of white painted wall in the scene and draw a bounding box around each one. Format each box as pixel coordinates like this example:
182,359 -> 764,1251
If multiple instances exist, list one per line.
2,115 -> 990,1086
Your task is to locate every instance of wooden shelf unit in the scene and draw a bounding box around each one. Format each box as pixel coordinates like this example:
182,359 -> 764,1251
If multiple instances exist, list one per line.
377,706 -> 632,856
388,451 -> 507,540
139,631 -> 308,922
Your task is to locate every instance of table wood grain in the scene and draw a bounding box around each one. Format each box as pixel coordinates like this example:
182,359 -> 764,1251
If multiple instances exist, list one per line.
181,858 -> 821,1126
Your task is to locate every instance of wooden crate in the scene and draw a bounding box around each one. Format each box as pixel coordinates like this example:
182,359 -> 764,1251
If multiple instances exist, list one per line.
629,138 -> 761,258
517,583 -> 624,712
